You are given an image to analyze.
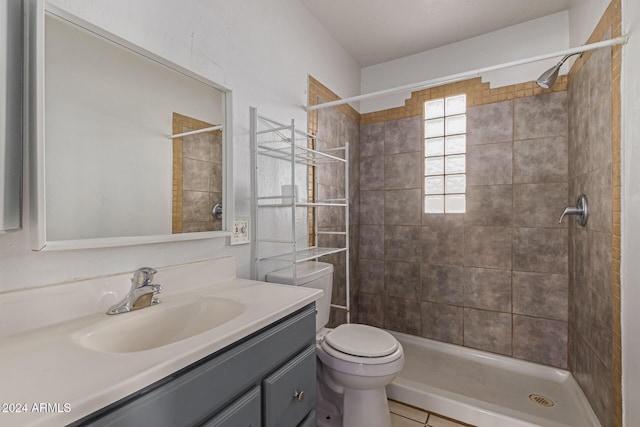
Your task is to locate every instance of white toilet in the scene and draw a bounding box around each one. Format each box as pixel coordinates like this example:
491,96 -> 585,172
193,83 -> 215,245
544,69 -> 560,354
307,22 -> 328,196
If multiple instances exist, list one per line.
266,261 -> 404,427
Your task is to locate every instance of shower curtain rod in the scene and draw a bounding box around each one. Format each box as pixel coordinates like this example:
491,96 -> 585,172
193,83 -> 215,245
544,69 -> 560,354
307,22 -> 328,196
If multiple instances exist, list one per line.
169,125 -> 223,139
308,35 -> 628,111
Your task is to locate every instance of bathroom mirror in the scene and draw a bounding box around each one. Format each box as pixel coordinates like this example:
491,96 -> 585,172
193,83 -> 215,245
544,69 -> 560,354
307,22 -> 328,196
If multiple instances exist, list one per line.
28,1 -> 233,250
0,0 -> 23,234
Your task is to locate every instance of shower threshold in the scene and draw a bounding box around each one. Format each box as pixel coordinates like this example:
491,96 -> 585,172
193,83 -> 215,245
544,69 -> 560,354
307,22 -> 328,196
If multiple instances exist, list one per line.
386,331 -> 601,427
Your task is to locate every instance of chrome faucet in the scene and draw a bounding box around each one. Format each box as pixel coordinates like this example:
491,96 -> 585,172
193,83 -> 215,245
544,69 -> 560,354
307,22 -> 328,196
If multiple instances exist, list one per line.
107,267 -> 162,315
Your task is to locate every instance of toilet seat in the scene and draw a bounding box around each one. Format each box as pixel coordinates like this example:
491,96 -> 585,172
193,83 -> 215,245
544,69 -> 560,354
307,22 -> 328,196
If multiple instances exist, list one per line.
324,324 -> 398,357
320,324 -> 403,365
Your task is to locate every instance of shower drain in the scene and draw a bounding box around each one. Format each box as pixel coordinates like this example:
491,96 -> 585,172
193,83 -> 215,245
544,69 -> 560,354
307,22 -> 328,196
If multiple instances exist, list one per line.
529,394 -> 555,407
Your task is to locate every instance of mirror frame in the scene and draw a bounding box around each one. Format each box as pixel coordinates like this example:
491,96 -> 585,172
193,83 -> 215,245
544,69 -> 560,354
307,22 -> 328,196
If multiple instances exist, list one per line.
27,0 -> 234,250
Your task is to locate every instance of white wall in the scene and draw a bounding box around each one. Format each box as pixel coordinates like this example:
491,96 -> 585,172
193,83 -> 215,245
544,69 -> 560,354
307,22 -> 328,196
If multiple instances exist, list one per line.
359,12 -> 570,114
0,0 -> 360,292
568,0 -> 611,47
621,0 -> 640,424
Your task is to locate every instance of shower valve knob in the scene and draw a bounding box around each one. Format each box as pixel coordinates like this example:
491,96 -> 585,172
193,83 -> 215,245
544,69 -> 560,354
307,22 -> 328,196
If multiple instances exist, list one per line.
559,194 -> 588,227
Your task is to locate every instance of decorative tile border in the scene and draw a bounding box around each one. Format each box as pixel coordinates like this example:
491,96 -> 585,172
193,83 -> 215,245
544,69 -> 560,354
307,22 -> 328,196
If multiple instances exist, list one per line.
360,76 -> 567,125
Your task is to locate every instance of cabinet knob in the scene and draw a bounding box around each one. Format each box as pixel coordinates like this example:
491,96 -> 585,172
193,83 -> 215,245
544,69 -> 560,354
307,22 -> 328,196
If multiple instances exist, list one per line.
293,390 -> 305,402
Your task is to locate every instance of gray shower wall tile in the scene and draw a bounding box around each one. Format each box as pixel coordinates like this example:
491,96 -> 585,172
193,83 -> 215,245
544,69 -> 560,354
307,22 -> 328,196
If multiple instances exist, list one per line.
331,267 -> 347,306
385,152 -> 422,190
318,162 -> 345,188
360,122 -> 384,158
360,191 -> 385,225
385,189 -> 422,225
183,158 -> 211,191
586,176 -> 612,233
421,264 -> 464,305
358,292 -> 385,328
422,212 -> 464,227
421,225 -> 464,266
384,116 -> 422,154
513,315 -> 567,368
183,132 -> 215,162
513,136 -> 568,184
589,230 -> 612,301
359,259 -> 385,295
514,91 -> 568,140
589,92 -> 612,169
464,226 -> 512,270
568,69 -> 590,178
360,225 -> 385,260
385,261 -> 421,300
573,227 -> 592,297
588,32 -> 612,112
360,155 -> 385,191
464,185 -> 513,227
183,191 -> 213,222
570,278 -> 592,346
569,330 -> 613,427
513,183 -> 568,228
463,308 -> 512,356
421,302 -> 463,345
513,271 -> 568,321
385,226 -> 422,262
467,142 -> 513,186
209,163 -> 223,193
463,267 -> 512,312
513,227 -> 568,274
466,100 -> 513,146
316,102 -> 340,145
384,297 -> 421,335
589,289 -> 612,370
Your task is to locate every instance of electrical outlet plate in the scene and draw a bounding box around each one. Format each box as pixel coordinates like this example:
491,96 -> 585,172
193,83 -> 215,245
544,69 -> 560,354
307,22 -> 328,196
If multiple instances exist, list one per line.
230,217 -> 250,245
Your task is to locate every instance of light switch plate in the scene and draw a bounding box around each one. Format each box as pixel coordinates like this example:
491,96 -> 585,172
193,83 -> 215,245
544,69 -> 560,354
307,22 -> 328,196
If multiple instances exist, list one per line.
230,217 -> 250,245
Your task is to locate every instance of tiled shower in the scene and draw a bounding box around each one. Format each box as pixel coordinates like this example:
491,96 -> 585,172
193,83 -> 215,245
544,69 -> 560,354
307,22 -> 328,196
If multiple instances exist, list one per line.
312,16 -> 617,424
356,92 -> 570,369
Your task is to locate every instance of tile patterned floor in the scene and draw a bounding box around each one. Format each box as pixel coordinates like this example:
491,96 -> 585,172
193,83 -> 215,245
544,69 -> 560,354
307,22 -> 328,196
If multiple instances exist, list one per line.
389,400 -> 475,427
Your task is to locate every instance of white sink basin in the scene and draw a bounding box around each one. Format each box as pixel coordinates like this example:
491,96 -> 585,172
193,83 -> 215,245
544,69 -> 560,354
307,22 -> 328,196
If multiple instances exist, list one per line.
73,297 -> 246,353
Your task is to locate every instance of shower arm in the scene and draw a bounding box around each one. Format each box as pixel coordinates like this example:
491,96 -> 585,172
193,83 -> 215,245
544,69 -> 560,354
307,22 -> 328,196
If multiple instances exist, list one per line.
557,52 -> 583,68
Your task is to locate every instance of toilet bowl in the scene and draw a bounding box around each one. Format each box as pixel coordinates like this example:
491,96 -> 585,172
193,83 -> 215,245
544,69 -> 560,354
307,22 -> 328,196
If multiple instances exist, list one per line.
266,262 -> 405,427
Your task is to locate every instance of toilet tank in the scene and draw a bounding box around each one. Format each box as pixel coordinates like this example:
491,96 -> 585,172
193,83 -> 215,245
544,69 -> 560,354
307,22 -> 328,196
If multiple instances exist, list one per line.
266,261 -> 333,332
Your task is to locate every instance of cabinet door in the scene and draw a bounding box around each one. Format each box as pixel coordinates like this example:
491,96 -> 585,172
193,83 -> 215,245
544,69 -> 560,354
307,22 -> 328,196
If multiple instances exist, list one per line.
263,345 -> 316,427
201,386 -> 261,427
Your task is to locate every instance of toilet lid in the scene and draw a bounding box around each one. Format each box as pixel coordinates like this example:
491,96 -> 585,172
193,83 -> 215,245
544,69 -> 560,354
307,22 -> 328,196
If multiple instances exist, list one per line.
324,324 -> 398,357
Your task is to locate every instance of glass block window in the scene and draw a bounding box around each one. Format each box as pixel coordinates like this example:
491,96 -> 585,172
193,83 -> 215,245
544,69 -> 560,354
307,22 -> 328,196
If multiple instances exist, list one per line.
424,94 -> 466,213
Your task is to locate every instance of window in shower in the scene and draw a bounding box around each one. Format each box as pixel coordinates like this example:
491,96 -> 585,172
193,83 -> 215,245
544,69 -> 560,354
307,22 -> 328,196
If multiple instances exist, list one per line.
424,94 -> 466,213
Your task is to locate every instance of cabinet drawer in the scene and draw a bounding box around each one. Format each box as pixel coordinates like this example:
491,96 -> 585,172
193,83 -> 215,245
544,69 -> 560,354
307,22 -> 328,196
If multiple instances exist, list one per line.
263,344 -> 316,427
297,410 -> 316,427
201,386 -> 261,427
73,304 -> 315,427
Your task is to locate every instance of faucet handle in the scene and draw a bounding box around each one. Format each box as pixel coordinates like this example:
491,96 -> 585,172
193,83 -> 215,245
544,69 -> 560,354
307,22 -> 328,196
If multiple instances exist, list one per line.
132,267 -> 158,287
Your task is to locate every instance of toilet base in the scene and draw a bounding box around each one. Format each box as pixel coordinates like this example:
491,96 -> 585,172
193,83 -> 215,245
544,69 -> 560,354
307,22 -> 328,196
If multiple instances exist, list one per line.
342,387 -> 392,427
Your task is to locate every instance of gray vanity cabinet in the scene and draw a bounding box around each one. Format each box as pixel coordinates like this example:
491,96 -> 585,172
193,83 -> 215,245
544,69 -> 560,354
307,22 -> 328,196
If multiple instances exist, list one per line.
70,304 -> 316,427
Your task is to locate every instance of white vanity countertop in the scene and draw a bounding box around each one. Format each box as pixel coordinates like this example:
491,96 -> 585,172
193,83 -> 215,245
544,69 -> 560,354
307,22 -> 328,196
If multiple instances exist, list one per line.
0,258 -> 322,426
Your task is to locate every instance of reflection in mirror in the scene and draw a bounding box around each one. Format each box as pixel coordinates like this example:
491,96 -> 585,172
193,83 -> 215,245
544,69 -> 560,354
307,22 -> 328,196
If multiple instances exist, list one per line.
0,0 -> 23,233
32,6 -> 232,249
171,113 -> 223,233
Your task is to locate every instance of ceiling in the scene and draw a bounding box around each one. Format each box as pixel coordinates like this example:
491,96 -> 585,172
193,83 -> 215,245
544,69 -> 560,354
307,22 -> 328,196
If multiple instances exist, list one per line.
301,0 -> 574,67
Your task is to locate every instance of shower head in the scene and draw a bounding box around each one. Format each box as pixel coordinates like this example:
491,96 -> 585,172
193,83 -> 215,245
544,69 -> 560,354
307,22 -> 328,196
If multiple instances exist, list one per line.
536,52 -> 583,89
